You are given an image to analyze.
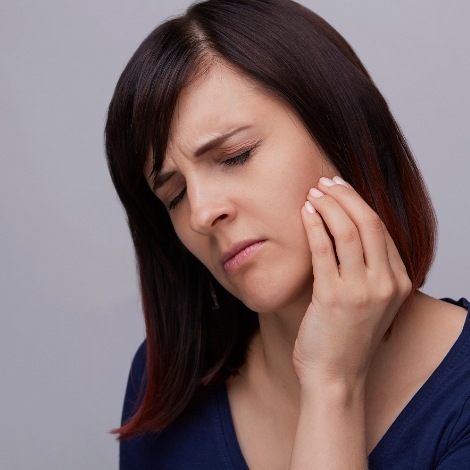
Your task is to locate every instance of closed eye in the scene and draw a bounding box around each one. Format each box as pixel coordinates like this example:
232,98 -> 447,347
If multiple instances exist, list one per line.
167,148 -> 254,211
222,149 -> 252,166
168,187 -> 186,211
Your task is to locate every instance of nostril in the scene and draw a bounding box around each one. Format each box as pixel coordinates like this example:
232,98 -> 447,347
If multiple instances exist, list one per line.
212,213 -> 228,225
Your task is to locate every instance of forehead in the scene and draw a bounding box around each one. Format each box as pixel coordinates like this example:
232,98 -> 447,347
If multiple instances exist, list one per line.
165,61 -> 264,158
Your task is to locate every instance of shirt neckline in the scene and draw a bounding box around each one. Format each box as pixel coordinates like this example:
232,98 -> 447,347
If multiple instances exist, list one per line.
215,297 -> 470,465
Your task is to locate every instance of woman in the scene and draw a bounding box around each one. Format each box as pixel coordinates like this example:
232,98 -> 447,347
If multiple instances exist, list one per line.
105,0 -> 470,468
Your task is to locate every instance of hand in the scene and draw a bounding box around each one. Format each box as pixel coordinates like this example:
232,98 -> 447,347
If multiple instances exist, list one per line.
293,176 -> 412,389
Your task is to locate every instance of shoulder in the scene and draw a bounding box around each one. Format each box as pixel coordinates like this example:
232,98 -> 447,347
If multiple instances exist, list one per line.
120,342 -> 245,470
369,296 -> 470,468
394,294 -> 470,401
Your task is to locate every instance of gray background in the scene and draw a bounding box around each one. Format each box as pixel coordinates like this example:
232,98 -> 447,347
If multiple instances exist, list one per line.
1,1 -> 468,468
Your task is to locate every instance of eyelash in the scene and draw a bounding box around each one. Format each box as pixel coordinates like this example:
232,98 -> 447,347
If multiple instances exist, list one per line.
167,149 -> 253,211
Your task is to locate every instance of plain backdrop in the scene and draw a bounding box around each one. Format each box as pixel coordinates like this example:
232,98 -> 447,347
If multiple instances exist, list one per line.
1,1 -> 469,468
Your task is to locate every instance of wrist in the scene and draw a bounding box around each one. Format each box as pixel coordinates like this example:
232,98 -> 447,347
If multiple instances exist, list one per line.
298,373 -> 367,408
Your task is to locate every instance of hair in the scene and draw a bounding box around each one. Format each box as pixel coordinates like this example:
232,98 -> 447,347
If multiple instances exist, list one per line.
105,0 -> 437,440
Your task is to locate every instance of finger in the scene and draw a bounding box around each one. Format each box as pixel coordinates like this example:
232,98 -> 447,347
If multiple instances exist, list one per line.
307,188 -> 366,280
317,177 -> 389,273
301,200 -> 339,281
321,176 -> 412,301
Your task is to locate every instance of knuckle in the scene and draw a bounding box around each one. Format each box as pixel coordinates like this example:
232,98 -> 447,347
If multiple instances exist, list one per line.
350,290 -> 368,308
317,195 -> 336,210
363,212 -> 383,232
339,226 -> 359,245
341,282 -> 369,308
375,277 -> 399,302
399,275 -> 413,296
329,183 -> 349,196
307,216 -> 326,230
313,242 -> 332,258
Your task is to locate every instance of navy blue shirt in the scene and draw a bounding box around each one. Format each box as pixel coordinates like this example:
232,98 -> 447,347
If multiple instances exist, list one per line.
120,298 -> 470,469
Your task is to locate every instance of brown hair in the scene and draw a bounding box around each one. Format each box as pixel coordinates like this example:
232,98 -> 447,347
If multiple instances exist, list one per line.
105,0 -> 436,439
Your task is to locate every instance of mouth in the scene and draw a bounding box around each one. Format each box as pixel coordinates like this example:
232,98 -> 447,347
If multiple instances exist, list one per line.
221,239 -> 266,273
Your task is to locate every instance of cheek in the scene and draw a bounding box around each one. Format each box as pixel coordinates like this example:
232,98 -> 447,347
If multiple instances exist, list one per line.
259,142 -> 328,200
171,214 -> 196,254
172,217 -> 216,271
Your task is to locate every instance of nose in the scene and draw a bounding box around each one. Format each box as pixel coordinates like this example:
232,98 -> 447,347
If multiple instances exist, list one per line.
187,179 -> 235,235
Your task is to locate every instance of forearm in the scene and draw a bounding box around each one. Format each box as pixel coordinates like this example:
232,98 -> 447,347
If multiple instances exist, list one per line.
289,380 -> 368,469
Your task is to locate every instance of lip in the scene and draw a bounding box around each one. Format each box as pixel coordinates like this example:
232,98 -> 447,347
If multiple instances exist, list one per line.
221,239 -> 266,273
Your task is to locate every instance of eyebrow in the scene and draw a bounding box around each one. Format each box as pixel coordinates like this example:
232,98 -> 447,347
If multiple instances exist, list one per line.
194,126 -> 251,157
151,170 -> 176,192
151,125 -> 251,192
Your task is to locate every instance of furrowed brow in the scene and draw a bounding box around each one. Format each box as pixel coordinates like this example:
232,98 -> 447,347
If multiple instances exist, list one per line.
152,125 -> 252,191
194,126 -> 251,157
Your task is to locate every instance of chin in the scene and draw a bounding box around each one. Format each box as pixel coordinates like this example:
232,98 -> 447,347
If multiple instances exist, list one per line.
240,296 -> 278,314
233,276 -> 313,315
215,258 -> 313,314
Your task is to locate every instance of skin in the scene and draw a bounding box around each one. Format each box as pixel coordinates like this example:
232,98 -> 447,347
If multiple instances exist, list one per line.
147,61 -> 468,469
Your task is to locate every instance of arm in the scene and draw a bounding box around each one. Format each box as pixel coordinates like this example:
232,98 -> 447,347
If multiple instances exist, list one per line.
290,380 -> 367,469
289,176 -> 411,469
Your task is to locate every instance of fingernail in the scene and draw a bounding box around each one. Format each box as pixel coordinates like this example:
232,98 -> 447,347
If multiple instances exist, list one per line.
304,200 -> 316,213
319,177 -> 335,187
309,188 -> 324,198
332,176 -> 352,188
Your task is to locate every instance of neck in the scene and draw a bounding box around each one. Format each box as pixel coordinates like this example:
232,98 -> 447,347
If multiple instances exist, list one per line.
247,290 -> 312,403
244,290 -> 424,405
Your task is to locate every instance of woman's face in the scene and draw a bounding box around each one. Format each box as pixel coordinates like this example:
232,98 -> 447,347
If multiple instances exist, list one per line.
148,62 -> 337,314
